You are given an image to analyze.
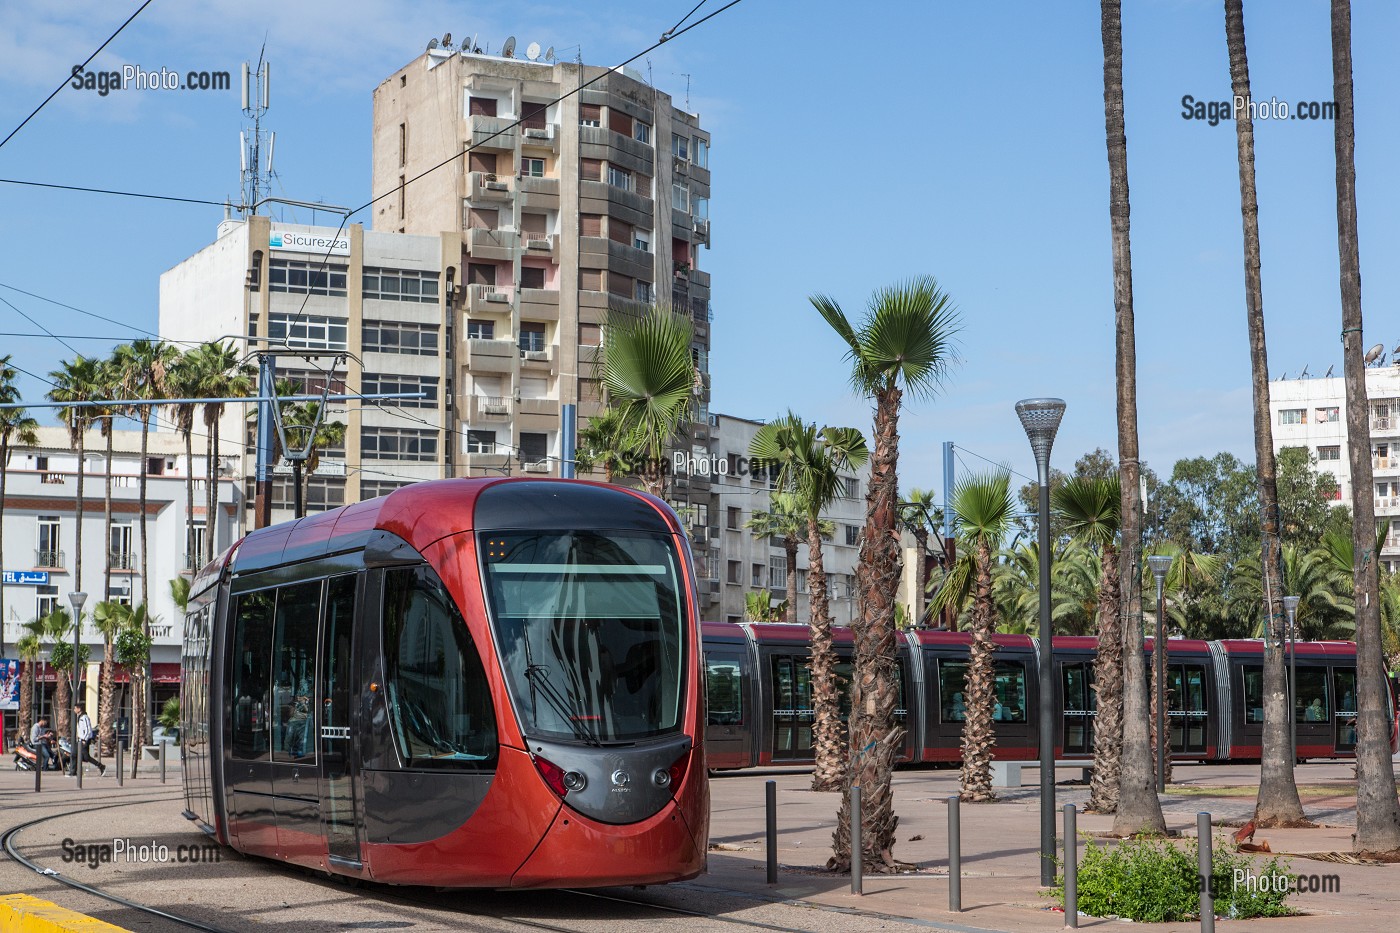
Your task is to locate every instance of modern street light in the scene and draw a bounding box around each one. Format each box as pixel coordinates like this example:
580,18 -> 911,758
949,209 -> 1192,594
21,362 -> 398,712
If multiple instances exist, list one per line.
1015,397 -> 1065,887
1283,595 -> 1300,761
67,590 -> 87,789
1146,555 -> 1173,794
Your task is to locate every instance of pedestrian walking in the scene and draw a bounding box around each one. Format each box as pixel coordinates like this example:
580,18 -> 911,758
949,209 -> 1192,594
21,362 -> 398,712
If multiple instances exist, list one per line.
72,704 -> 107,777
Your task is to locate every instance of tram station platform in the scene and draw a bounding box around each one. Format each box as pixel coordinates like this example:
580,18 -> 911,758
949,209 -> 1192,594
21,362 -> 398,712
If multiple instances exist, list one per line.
0,758 -> 1397,932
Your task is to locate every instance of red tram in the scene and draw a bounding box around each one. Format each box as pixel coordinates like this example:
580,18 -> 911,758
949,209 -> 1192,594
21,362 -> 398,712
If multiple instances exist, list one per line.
703,622 -> 1396,770
180,478 -> 709,888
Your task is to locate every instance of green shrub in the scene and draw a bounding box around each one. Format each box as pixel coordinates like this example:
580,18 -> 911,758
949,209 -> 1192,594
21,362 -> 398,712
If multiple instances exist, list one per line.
1048,834 -> 1293,922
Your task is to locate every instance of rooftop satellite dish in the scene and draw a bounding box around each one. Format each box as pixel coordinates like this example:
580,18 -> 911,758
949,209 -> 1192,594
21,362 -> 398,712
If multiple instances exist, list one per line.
545,46 -> 555,62
442,32 -> 453,48
427,38 -> 439,51
462,34 -> 473,53
526,41 -> 541,61
1365,343 -> 1385,366
1325,365 -> 1335,378
502,36 -> 516,58
1300,365 -> 1310,378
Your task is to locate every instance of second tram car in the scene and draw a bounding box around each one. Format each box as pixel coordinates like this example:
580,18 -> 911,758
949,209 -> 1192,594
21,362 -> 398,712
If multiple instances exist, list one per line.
703,622 -> 1395,770
181,478 -> 709,888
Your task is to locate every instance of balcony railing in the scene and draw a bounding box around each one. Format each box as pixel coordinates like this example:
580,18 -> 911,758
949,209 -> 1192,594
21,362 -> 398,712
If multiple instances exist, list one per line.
108,550 -> 135,570
39,472 -> 65,485
35,549 -> 64,568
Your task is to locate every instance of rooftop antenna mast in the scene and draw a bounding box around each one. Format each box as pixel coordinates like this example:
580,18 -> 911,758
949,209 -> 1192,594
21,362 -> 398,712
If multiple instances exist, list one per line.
678,73 -> 691,111
239,46 -> 273,216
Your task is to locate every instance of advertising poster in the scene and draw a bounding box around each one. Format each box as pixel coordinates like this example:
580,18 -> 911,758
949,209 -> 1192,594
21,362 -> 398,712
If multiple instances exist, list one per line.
0,659 -> 18,711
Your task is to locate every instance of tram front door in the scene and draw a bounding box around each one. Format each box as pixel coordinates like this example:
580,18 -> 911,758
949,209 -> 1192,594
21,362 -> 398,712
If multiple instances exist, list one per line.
319,574 -> 363,865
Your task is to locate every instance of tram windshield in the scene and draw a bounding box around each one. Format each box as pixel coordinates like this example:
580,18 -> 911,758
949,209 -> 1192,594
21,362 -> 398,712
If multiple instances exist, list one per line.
481,530 -> 686,744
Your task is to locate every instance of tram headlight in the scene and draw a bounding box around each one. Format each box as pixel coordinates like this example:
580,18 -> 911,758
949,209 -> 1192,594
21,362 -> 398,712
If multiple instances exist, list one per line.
563,770 -> 587,792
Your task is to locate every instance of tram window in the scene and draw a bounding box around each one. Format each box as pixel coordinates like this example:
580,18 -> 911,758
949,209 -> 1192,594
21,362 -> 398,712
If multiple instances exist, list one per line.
1296,666 -> 1329,722
706,658 -> 743,725
939,660 -> 1026,723
1063,663 -> 1092,712
272,581 -> 321,764
1243,666 -> 1264,723
1335,669 -> 1357,714
383,565 -> 498,768
231,590 -> 275,759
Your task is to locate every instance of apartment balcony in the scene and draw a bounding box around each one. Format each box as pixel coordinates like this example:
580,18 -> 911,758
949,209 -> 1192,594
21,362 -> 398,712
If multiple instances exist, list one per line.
465,283 -> 514,314
1375,456 -> 1397,472
469,395 -> 512,421
520,287 -> 560,321
522,232 -> 559,263
579,179 -> 653,217
519,123 -> 560,153
466,226 -> 520,262
520,345 -> 556,374
521,460 -> 553,475
464,338 -> 516,374
38,472 -> 65,485
467,171 -> 514,203
108,550 -> 136,571
519,397 -> 560,418
464,451 -> 511,473
519,175 -> 559,211
687,268 -> 711,289
691,216 -> 710,244
466,114 -> 516,151
35,549 -> 65,569
1373,417 -> 1395,433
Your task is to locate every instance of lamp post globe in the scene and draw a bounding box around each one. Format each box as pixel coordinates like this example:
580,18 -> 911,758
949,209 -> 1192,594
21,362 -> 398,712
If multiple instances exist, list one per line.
1015,398 -> 1064,887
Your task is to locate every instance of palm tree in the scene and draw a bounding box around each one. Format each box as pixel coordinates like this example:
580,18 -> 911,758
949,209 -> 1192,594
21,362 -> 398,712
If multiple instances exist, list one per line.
91,600 -> 131,756
199,342 -> 255,563
900,488 -> 941,626
1332,0 -> 1400,856
945,472 -> 1014,802
751,413 -> 869,793
16,630 -> 41,737
597,305 -> 696,499
112,339 -> 179,610
39,607 -> 75,727
1101,0 -> 1167,838
48,355 -> 102,596
280,399 -> 347,518
744,591 -> 786,623
1054,476 -> 1123,814
574,407 -> 630,482
813,276 -> 959,870
168,346 -> 209,571
745,492 -> 806,623
0,355 -> 40,656
1224,0 -> 1307,829
95,355 -> 123,605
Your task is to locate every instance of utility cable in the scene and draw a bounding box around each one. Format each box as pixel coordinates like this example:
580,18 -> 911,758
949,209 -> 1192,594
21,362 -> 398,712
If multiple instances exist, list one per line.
0,177 -> 227,207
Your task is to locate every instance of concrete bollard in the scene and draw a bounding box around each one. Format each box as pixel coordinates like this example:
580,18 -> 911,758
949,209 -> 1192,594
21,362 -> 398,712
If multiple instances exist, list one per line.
850,784 -> 862,896
115,741 -> 123,786
1199,812 -> 1214,933
1063,803 -> 1078,929
765,780 -> 777,885
948,795 -> 961,912
33,755 -> 41,793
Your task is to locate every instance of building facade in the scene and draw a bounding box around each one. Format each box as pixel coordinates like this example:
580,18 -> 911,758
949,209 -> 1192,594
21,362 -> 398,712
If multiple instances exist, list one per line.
1269,369 -> 1400,569
159,216 -> 459,526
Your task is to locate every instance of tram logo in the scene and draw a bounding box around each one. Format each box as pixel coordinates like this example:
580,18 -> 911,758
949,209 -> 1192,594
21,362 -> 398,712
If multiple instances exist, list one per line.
611,770 -> 631,789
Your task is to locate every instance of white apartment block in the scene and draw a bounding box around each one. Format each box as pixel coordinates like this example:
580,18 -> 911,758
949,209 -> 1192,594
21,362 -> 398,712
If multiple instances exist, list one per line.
1269,368 -> 1400,569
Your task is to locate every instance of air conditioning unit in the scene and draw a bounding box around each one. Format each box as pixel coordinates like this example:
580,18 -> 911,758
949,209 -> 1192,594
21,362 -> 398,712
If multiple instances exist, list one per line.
523,460 -> 551,474
525,237 -> 551,250
524,350 -> 549,361
524,126 -> 552,139
485,291 -> 509,303
673,157 -> 688,174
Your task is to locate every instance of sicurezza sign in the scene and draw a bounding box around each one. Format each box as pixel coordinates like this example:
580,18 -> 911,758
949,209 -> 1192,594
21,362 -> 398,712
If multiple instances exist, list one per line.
269,229 -> 350,255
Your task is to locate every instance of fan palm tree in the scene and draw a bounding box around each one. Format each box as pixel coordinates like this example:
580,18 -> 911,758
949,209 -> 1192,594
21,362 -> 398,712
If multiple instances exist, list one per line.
48,355 -> 102,595
1054,475 -> 1123,814
991,541 -> 1099,637
199,342 -> 256,562
91,600 -> 131,756
935,473 -> 1012,802
1229,545 -> 1354,641
1225,0 -> 1307,829
899,488 -> 941,627
745,492 -> 807,623
1101,0 -> 1166,838
0,355 -> 40,656
574,407 -> 630,482
751,413 -> 869,793
39,607 -> 75,725
597,304 -> 695,499
813,276 -> 959,870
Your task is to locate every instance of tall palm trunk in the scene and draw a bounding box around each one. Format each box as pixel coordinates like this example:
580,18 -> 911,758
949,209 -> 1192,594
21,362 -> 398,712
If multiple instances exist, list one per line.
1226,0 -> 1307,826
784,534 -> 799,624
1331,0 -> 1400,854
18,662 -> 33,737
206,416 -> 217,564
960,538 -> 997,802
136,412 -> 152,750
1102,0 -> 1167,836
913,527 -> 930,626
138,412 -> 150,608
75,430 -> 85,595
102,427 -> 114,603
98,641 -> 115,756
833,387 -> 905,871
53,657 -> 71,730
1089,542 -> 1123,813
184,420 -> 196,571
807,516 -> 843,791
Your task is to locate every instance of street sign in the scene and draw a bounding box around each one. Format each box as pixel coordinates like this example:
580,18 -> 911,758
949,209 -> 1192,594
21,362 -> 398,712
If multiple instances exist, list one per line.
1,571 -> 50,586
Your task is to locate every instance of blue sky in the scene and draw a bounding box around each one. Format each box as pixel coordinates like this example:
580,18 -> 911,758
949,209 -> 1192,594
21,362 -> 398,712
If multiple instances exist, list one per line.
1,0 -> 1397,501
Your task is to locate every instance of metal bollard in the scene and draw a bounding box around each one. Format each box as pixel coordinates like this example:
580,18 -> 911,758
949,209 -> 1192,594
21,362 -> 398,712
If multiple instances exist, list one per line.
850,784 -> 862,896
1063,804 -> 1078,929
1199,812 -> 1214,933
160,741 -> 167,783
765,780 -> 777,885
116,741 -> 123,786
34,755 -> 41,793
948,795 -> 961,912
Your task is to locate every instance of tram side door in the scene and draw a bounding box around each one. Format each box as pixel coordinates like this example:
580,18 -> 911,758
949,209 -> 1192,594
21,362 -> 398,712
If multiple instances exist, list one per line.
770,655 -> 813,761
319,574 -> 362,865
1061,661 -> 1095,756
1333,667 -> 1357,754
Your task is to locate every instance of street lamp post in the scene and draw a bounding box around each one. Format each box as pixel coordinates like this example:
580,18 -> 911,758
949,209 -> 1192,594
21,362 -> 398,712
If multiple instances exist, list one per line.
1146,555 -> 1172,794
67,590 -> 87,789
1282,595 -> 1300,760
1015,398 -> 1065,887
